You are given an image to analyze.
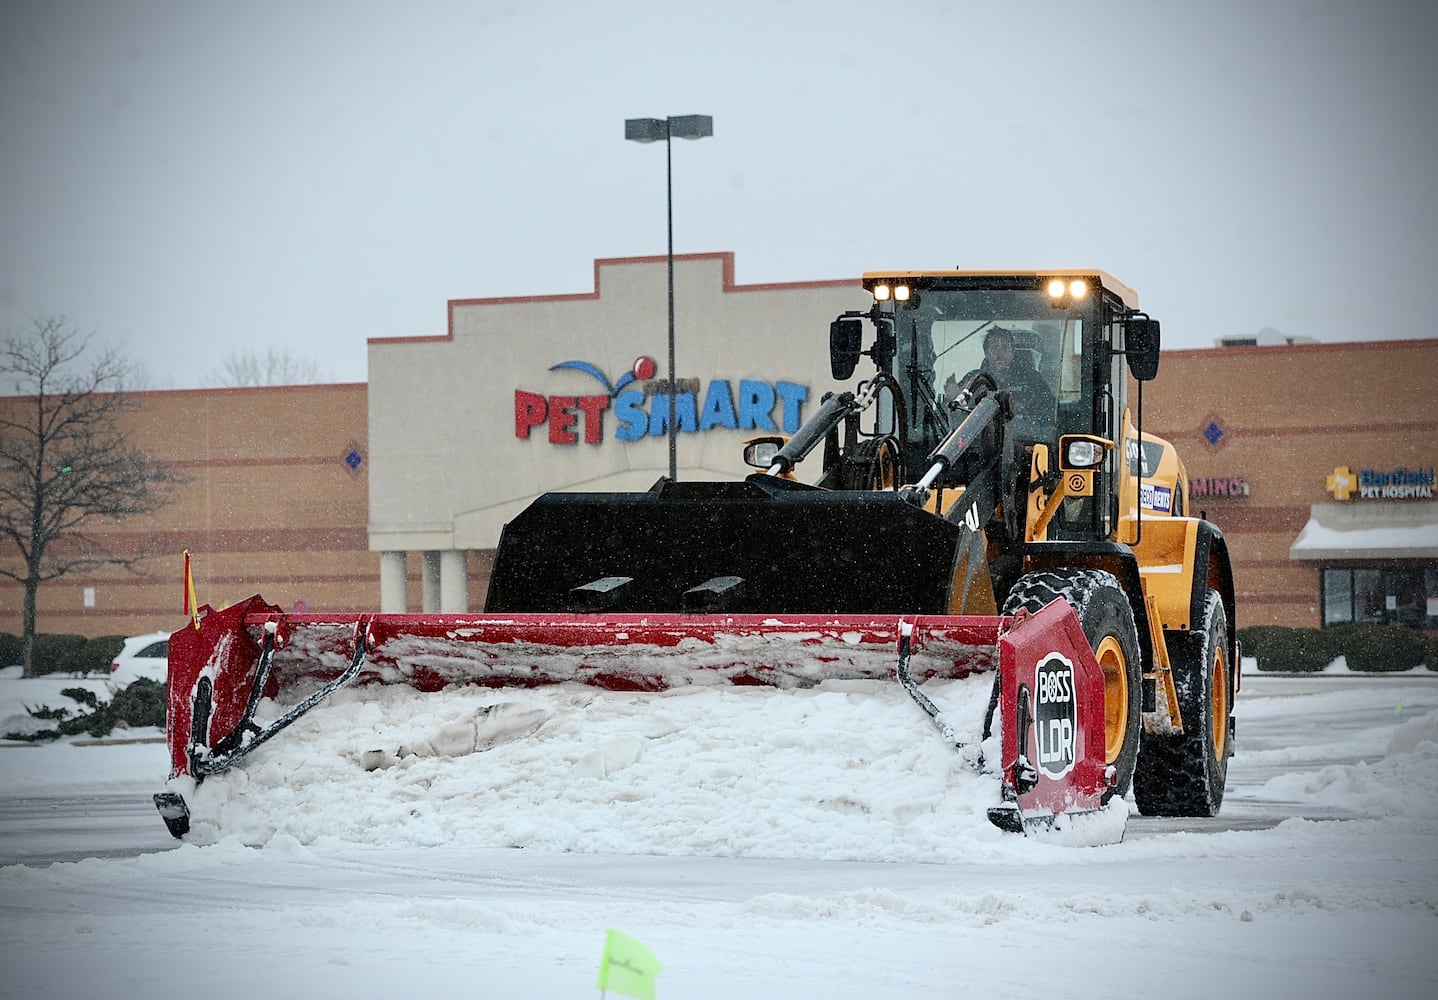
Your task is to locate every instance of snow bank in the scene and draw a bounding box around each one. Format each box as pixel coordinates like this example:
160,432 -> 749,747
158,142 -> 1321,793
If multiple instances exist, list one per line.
176,677 -> 1022,859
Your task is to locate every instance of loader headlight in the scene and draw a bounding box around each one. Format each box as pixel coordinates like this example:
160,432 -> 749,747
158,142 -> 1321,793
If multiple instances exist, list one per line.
873,284 -> 891,301
1065,439 -> 1106,468
1046,279 -> 1067,298
1068,279 -> 1088,299
893,284 -> 911,302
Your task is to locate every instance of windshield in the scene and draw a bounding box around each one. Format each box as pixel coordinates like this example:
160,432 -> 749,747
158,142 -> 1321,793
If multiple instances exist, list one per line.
885,288 -> 1089,446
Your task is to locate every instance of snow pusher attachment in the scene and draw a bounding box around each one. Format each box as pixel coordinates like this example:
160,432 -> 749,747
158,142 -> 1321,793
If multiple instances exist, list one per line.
155,589 -> 1116,839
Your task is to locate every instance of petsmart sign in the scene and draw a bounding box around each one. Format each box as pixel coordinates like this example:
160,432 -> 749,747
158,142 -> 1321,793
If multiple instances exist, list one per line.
514,355 -> 809,446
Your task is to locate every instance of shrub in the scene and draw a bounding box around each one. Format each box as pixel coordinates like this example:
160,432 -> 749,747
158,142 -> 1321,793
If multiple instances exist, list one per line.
1331,623 -> 1429,672
63,635 -> 127,677
110,677 -> 168,729
1,686 -> 102,741
29,634 -> 87,675
0,632 -> 22,669
1,678 -> 167,741
1428,636 -> 1438,672
1237,625 -> 1338,672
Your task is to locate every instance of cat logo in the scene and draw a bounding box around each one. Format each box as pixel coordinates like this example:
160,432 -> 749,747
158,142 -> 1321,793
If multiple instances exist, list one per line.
964,504 -> 981,531
1034,652 -> 1077,779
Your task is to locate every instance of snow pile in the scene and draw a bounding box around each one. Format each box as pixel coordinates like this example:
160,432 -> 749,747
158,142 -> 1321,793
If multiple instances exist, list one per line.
1257,709 -> 1438,820
163,672 -> 1438,857
178,676 -> 1026,858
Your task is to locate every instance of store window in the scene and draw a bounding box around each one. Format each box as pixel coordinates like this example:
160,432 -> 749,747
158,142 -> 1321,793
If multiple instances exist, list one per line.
1322,566 -> 1438,628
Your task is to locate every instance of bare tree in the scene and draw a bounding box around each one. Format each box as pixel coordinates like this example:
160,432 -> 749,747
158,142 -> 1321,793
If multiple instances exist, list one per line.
0,317 -> 182,676
211,347 -> 324,387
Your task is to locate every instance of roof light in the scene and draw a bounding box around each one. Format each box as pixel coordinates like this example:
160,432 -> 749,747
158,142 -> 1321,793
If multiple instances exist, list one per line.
873,284 -> 891,301
893,284 -> 911,302
1068,279 -> 1088,299
1046,279 -> 1067,298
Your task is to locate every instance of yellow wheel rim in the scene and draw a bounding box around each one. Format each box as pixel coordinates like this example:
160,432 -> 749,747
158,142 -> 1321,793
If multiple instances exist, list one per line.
1094,634 -> 1128,764
1211,645 -> 1229,761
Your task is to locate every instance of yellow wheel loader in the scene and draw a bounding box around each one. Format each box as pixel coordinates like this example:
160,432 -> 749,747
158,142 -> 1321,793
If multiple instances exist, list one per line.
155,269 -> 1237,841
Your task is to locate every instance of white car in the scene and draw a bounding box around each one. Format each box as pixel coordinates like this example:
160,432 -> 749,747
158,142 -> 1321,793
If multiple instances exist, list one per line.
107,632 -> 170,691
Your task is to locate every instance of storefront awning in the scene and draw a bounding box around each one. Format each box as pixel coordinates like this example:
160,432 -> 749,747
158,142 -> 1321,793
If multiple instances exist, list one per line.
1289,501 -> 1438,560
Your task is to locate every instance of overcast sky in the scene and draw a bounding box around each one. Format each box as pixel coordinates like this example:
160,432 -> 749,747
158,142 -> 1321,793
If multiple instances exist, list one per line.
2,1 -> 1434,389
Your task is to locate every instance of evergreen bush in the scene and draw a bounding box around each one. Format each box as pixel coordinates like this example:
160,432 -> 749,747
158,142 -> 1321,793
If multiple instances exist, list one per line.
110,677 -> 168,729
1236,625 -> 1338,672
0,633 -> 22,669
29,634 -> 87,675
63,635 -> 127,677
1,678 -> 167,741
1331,623 -> 1429,672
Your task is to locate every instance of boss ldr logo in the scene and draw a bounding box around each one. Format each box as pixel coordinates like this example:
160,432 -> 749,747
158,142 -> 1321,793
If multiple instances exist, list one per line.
1035,652 -> 1077,778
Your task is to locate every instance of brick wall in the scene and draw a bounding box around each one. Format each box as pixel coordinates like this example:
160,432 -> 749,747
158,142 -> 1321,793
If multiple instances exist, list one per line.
1139,338 -> 1438,627
0,383 -> 398,638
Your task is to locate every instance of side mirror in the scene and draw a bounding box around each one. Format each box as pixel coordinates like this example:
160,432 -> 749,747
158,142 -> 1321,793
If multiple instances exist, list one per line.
742,436 -> 785,469
1126,317 -> 1161,381
829,317 -> 864,380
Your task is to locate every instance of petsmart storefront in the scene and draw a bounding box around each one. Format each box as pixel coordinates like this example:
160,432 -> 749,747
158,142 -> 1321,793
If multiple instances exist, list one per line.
364,252 -> 865,612
365,256 -> 1438,630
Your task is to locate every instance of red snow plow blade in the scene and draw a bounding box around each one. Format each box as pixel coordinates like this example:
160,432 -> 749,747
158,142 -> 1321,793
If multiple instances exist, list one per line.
155,595 -> 1114,840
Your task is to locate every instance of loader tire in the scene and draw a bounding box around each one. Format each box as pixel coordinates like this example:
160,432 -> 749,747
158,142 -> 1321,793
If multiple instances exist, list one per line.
1002,569 -> 1143,801
1134,590 -> 1230,817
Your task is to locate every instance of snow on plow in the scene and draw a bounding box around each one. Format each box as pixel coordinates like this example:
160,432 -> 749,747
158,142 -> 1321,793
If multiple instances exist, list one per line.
156,595 -> 1124,846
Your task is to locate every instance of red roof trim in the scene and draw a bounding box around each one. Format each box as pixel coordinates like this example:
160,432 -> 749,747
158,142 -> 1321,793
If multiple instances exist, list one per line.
368,252 -> 861,348
1164,338 -> 1438,359
59,383 -> 368,402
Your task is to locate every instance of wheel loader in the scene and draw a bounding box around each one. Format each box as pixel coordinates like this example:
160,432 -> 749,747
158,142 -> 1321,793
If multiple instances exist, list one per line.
155,268 -> 1237,842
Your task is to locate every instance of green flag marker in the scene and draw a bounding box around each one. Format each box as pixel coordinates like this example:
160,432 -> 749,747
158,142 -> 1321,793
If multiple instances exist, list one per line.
1396,699 -> 1403,715
598,928 -> 662,1000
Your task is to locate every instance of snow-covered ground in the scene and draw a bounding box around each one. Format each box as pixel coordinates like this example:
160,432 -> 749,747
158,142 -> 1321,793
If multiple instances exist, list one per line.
1,664 -> 1436,999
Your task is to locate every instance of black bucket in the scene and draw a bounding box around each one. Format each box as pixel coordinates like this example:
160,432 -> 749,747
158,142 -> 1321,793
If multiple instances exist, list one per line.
485,475 -> 982,616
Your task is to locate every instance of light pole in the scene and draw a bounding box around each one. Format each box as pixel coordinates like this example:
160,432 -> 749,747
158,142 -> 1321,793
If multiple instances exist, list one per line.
624,114 -> 713,482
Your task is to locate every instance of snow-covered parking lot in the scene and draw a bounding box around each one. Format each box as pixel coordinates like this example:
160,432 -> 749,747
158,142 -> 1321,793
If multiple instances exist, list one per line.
1,666 -> 1435,999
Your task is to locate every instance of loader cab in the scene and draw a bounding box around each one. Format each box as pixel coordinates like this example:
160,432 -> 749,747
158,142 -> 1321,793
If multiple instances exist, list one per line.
857,271 -> 1155,542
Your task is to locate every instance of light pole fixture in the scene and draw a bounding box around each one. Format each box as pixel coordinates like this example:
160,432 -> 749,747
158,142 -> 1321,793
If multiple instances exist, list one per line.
624,114 -> 713,482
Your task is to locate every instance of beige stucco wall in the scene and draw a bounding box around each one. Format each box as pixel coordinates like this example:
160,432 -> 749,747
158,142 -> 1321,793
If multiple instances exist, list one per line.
367,253 -> 867,554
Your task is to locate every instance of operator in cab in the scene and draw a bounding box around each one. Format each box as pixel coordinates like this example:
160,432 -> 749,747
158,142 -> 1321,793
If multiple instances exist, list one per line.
946,326 -> 1057,437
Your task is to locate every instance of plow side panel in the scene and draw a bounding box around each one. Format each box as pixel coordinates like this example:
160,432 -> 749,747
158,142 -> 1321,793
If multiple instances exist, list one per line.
998,601 -> 1109,817
165,597 -> 275,777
